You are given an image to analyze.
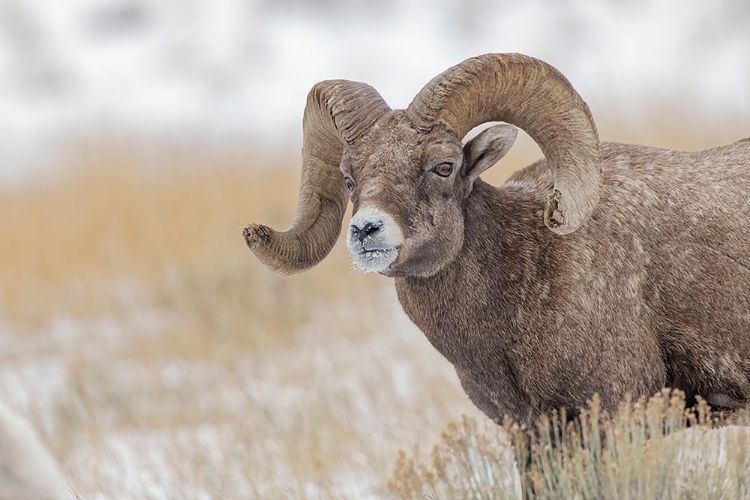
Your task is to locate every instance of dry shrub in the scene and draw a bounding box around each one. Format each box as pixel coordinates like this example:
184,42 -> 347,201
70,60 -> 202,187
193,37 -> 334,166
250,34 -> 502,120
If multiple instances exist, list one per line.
389,415 -> 520,500
389,391 -> 750,500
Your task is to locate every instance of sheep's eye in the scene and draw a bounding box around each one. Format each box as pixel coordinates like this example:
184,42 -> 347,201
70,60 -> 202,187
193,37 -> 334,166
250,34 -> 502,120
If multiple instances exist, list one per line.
432,162 -> 454,178
345,177 -> 355,191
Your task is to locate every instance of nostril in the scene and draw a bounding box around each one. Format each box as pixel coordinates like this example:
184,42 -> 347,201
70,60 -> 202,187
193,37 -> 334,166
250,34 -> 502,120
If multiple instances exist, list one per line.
350,220 -> 382,243
362,221 -> 382,237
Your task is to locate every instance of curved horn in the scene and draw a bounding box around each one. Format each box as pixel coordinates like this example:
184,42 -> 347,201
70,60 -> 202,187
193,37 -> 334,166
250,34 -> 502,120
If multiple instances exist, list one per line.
244,81 -> 391,275
407,53 -> 600,235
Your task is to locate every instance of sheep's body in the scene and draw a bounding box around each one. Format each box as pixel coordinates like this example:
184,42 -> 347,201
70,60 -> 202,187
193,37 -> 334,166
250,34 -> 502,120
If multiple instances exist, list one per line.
397,139 -> 750,425
245,53 -> 750,430
0,401 -> 68,500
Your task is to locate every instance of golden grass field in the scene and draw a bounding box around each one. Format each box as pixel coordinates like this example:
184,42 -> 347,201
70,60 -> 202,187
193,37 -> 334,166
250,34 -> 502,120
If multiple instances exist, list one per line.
1,116 -> 748,499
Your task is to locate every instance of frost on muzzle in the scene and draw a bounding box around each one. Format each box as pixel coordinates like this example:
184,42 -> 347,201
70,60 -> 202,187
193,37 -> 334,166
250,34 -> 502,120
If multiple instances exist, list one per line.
346,207 -> 403,273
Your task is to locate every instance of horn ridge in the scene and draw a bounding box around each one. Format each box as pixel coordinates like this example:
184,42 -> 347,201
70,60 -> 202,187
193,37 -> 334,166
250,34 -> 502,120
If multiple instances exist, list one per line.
244,80 -> 391,275
407,53 -> 600,234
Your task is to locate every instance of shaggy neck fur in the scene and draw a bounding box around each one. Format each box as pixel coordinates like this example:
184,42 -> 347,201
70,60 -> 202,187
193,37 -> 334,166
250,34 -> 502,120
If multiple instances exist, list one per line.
396,179 -> 559,424
395,170 -> 668,426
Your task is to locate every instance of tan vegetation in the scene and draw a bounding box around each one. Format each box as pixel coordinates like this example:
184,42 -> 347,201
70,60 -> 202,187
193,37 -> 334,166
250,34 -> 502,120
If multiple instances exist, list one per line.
390,391 -> 750,500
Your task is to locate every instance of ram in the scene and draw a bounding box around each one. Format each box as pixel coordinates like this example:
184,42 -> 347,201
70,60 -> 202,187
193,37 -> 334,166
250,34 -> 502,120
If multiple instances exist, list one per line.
244,53 -> 750,427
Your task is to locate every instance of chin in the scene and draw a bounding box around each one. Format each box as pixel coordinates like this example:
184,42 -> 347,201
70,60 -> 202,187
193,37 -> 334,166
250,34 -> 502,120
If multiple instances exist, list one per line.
377,251 -> 450,279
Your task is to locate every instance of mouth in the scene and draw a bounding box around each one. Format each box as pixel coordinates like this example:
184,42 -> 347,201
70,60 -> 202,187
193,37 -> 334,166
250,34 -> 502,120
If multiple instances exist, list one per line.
349,245 -> 399,273
360,246 -> 393,255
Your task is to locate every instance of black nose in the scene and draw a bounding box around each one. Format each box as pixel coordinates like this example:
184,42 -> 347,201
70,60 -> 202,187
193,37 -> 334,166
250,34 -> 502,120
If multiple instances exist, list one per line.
351,221 -> 382,244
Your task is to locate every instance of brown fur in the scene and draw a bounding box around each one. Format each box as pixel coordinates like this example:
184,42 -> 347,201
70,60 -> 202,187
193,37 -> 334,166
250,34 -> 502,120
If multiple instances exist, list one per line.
396,139 -> 750,425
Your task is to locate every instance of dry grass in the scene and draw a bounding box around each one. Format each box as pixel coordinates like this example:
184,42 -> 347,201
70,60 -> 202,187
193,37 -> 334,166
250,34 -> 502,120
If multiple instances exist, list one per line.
389,391 -> 750,500
0,141 -> 349,328
0,119 -> 748,498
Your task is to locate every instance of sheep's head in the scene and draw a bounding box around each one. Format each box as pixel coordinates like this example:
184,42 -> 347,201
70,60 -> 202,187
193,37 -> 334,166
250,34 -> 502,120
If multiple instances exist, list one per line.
244,53 -> 601,277
340,114 -> 516,276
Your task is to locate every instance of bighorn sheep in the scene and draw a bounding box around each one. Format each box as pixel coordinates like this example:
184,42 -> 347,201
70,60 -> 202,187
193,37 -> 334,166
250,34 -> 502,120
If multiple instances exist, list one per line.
243,53 -> 750,427
0,401 -> 68,500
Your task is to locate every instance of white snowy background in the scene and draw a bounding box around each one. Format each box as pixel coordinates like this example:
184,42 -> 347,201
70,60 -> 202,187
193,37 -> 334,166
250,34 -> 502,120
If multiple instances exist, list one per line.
1,0 -> 749,182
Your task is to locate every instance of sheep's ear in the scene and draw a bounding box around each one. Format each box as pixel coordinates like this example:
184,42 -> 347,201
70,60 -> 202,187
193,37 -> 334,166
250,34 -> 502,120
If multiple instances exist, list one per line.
463,124 -> 518,179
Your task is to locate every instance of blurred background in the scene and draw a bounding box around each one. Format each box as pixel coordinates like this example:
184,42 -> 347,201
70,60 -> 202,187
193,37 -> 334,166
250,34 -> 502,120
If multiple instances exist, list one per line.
0,0 -> 748,498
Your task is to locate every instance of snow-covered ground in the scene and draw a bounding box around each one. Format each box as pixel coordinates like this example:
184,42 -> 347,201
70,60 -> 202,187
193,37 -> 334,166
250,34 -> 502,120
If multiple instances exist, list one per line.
0,287 -> 486,499
1,0 -> 749,182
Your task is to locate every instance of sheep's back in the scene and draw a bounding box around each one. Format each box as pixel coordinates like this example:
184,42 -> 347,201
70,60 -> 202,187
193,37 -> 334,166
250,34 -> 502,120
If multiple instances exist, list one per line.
587,139 -> 750,400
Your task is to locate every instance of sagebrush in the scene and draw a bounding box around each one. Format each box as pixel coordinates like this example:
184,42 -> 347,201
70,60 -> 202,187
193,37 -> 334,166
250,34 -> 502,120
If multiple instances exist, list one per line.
390,390 -> 750,500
